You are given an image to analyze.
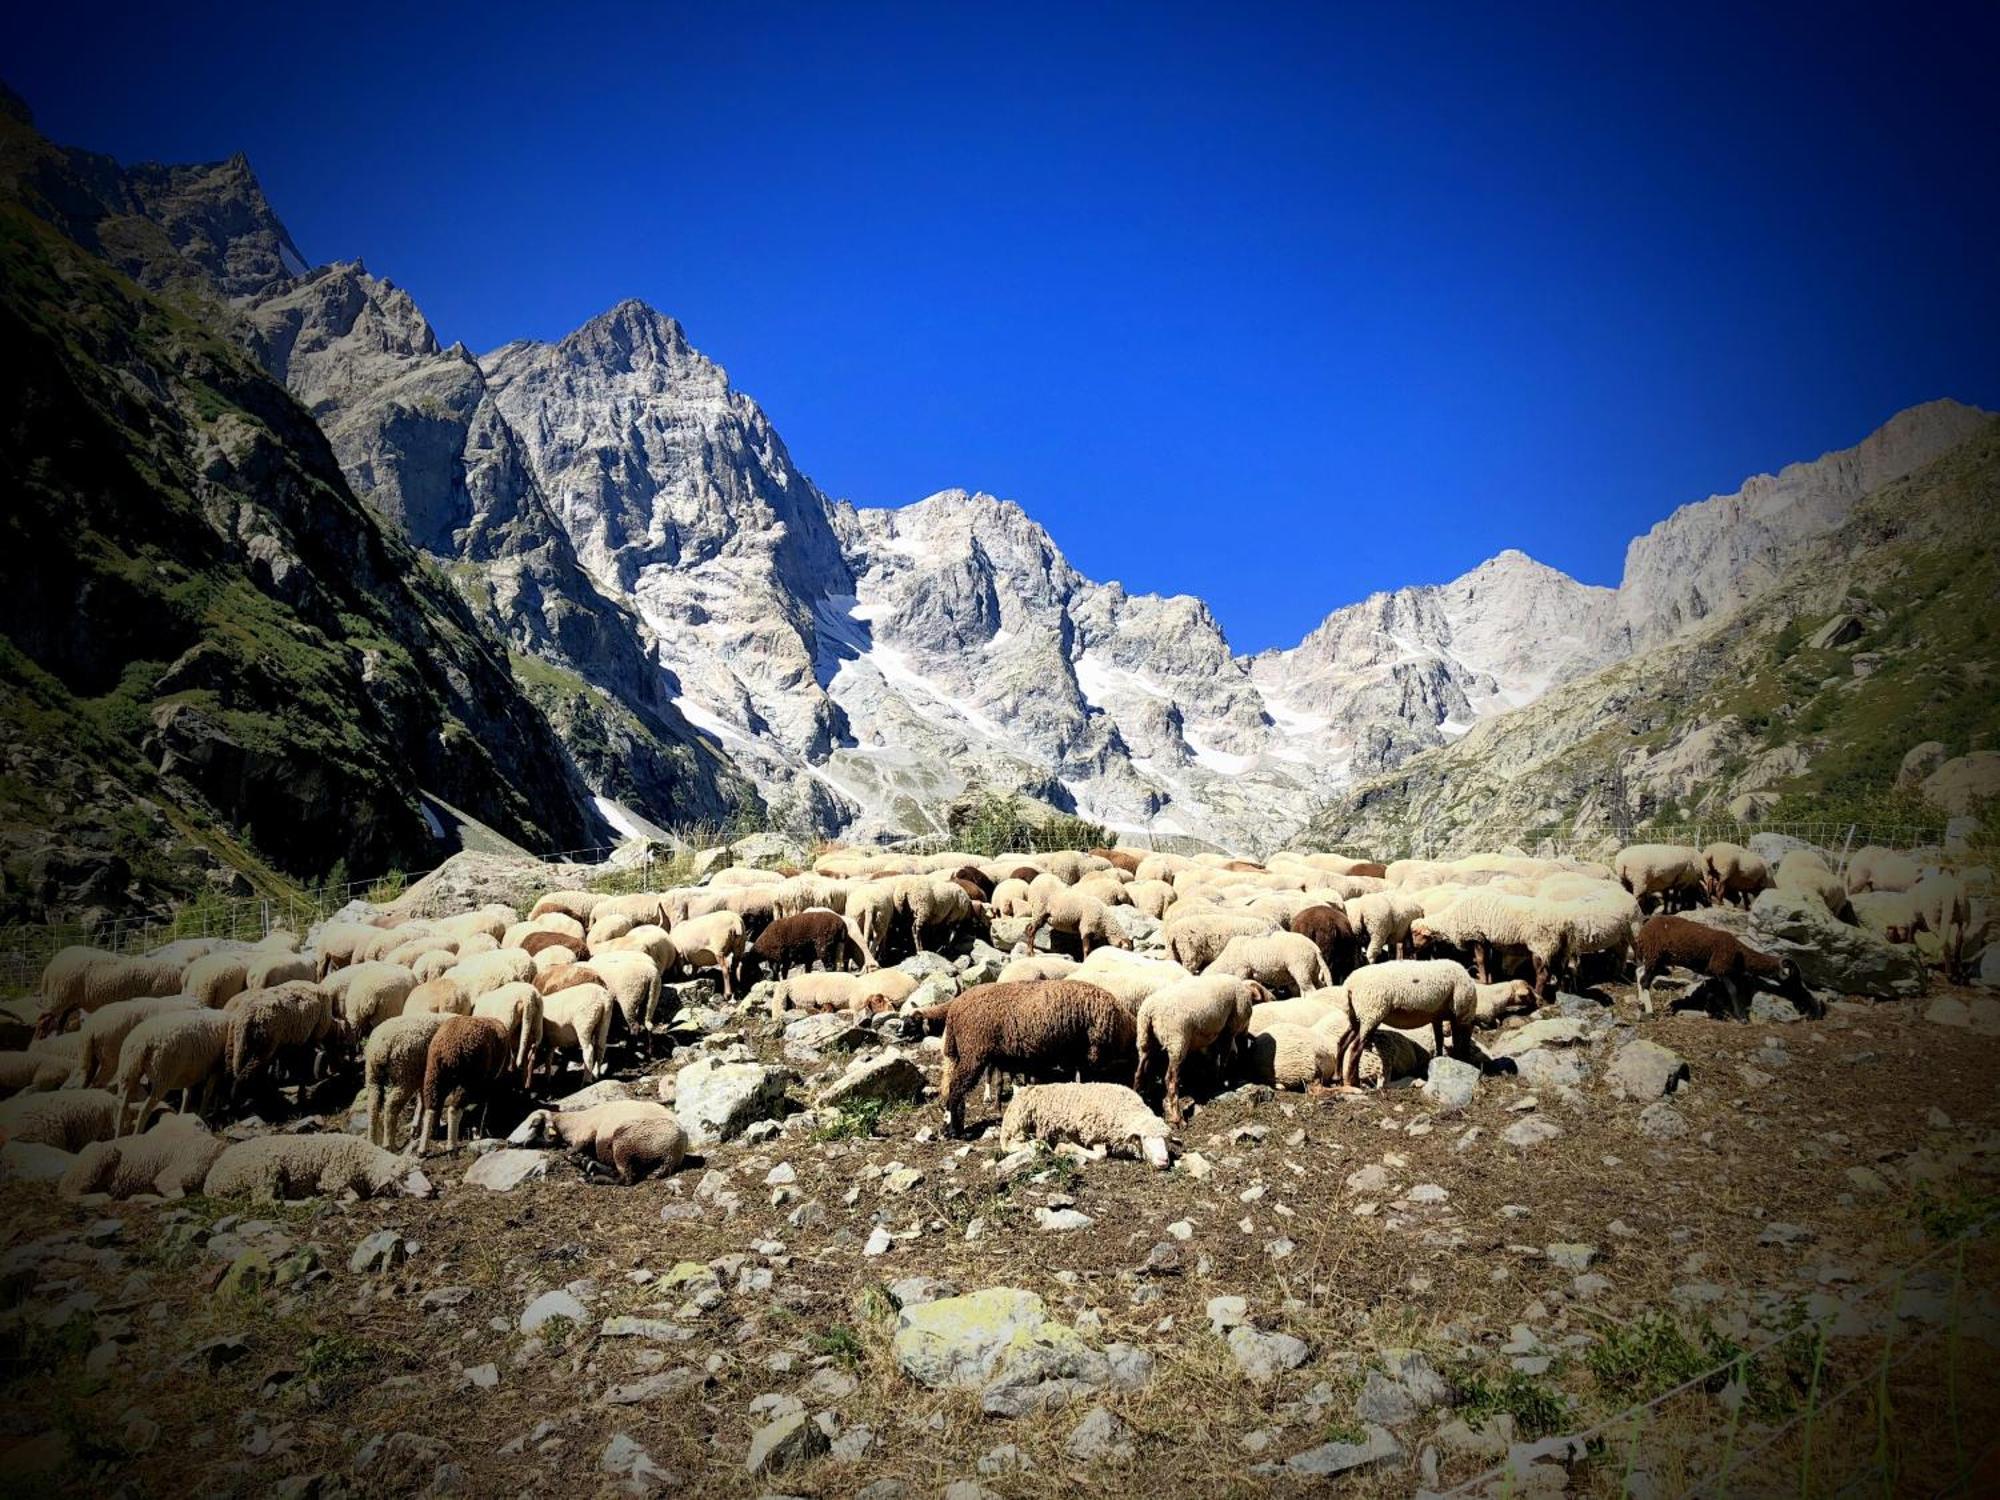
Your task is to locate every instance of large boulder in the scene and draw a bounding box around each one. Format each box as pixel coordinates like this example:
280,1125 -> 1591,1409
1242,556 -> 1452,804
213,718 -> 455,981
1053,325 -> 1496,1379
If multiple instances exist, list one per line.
673,1058 -> 792,1146
892,1287 -> 1149,1416
1749,889 -> 1925,998
1921,752 -> 2000,818
1605,1039 -> 1688,1101
817,1050 -> 928,1109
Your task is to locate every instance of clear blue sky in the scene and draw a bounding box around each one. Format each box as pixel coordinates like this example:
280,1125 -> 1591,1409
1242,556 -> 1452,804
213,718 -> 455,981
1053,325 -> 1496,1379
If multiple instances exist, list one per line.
14,2 -> 1998,651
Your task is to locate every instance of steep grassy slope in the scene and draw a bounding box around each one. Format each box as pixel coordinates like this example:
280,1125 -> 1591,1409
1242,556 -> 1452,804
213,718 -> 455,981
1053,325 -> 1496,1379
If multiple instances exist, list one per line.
0,194 -> 599,921
1307,420 -> 2000,855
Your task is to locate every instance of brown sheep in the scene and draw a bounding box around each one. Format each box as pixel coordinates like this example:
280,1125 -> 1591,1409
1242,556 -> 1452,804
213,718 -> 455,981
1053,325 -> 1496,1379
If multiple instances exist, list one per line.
1633,915 -> 1815,1019
1290,903 -> 1359,983
746,909 -> 872,981
1092,848 -> 1142,875
416,1016 -> 514,1154
939,980 -> 1136,1136
508,1100 -> 689,1183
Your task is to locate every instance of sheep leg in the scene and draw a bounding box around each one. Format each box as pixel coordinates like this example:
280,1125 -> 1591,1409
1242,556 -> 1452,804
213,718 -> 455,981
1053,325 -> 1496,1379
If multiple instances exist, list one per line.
1431,1018 -> 1445,1056
1473,943 -> 1491,984
1163,1052 -> 1184,1124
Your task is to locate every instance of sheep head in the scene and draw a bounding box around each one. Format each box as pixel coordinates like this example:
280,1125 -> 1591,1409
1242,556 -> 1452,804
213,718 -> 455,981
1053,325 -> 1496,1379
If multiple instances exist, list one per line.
507,1109 -> 558,1146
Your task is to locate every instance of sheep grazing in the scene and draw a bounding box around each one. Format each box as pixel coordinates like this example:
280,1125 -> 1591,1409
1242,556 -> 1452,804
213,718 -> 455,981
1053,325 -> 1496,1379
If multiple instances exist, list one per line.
226,981 -> 333,1095
1133,975 -> 1265,1123
1164,911 -> 1275,973
1204,931 -> 1333,1000
939,980 -> 1135,1136
72,995 -> 199,1090
472,982 -> 545,1086
322,962 -> 417,1044
541,983 -> 614,1079
0,1088 -> 121,1151
1021,888 -> 1131,959
898,876 -> 986,953
1701,843 -> 1773,907
114,1010 -> 231,1135
768,969 -> 918,1019
509,1100 -> 689,1183
450,948 -> 538,1001
998,1082 -> 1171,1168
1632,915 -> 1814,1020
598,924 -> 678,974
360,1013 -> 450,1149
416,1016 -> 514,1154
1614,843 -> 1708,914
565,950 -> 664,1054
58,1115 -> 224,1200
1846,846 -> 1920,895
1289,904 -> 1358,983
745,909 -> 873,982
1348,890 -> 1425,963
668,912 -> 747,999
37,952 -> 187,1035
1912,871 -> 1971,981
1334,960 -> 1476,1089
0,1051 -> 67,1098
1850,891 -> 1921,946
182,952 -> 248,1009
203,1134 -> 415,1201
1774,850 -> 1851,921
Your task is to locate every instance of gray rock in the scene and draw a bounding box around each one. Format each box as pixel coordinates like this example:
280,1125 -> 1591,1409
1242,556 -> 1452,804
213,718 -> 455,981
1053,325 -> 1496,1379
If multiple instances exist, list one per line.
1065,1406 -> 1134,1461
1750,889 -> 1924,997
1511,1047 -> 1590,1089
1226,1325 -> 1310,1381
1502,1117 -> 1564,1149
520,1288 -> 587,1334
552,1079 -> 633,1110
1206,1295 -> 1248,1333
601,1432 -> 672,1492
1353,1369 -> 1420,1425
1035,1207 -> 1094,1232
674,1058 -> 791,1146
1605,1039 -> 1688,1101
817,1051 -> 927,1109
782,1013 -> 870,1061
1424,1056 -> 1482,1112
349,1230 -> 407,1274
1638,1101 -> 1688,1139
462,1150 -> 556,1193
744,1409 -> 826,1474
1545,1243 -> 1598,1272
892,1287 -> 1130,1415
1285,1425 -> 1402,1475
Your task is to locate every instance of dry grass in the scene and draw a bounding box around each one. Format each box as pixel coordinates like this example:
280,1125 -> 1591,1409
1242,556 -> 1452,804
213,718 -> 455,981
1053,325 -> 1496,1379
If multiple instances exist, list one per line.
1,981 -> 1996,1496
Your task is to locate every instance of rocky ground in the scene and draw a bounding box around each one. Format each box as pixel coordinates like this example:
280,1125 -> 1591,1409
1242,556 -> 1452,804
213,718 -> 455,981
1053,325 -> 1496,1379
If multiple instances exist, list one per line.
2,964 -> 1997,1499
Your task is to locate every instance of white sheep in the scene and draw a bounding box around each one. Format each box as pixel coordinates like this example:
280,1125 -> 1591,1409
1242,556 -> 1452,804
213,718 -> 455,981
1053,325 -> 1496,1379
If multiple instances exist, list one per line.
58,1114 -> 224,1200
38,952 -> 186,1032
597,924 -> 678,974
472,982 -> 545,1085
1247,994 -> 1339,1034
1775,850 -> 1850,919
226,981 -> 334,1092
113,1009 -> 230,1134
403,975 -> 472,1016
1849,890 -> 1921,945
182,952 -> 248,1009
1205,931 -> 1333,999
1348,890 -> 1425,963
1163,910 -> 1276,973
360,1012 -> 450,1149
768,970 -> 918,1018
244,950 -> 316,990
1846,846 -> 1920,895
449,948 -> 538,1000
321,962 -> 417,1043
998,954 -> 1080,984
1334,959 -> 1476,1089
1073,950 -> 1189,1017
1701,843 -> 1773,907
574,949 -> 662,1050
541,983 -> 613,1079
668,912 -> 746,999
1474,978 -> 1535,1024
508,1100 -> 689,1182
71,995 -> 200,1090
0,1087 -> 121,1150
998,1082 -> 1170,1168
1913,871 -> 1971,980
1133,974 -> 1264,1122
1614,843 -> 1707,913
1022,887 -> 1131,958
203,1134 -> 416,1200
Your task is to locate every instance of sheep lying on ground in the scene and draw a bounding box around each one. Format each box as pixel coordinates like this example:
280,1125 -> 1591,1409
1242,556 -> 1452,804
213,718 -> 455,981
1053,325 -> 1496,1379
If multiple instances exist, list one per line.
1247,994 -> 1339,1033
1242,1022 -> 1340,1090
1021,888 -> 1131,959
1474,978 -> 1535,1024
767,970 -> 918,1018
1205,931 -> 1333,999
1847,846 -> 1920,895
508,1100 -> 688,1182
997,955 -> 1079,985
0,1051 -> 68,1097
115,1010 -> 230,1134
0,1088 -> 121,1150
745,909 -> 873,980
1164,911 -> 1275,973
58,1115 -> 224,1200
1134,975 -> 1264,1122
998,1082 -> 1170,1168
1334,960 -> 1476,1089
1633,915 -> 1814,1019
361,1013 -> 450,1149
940,980 -> 1135,1135
1614,844 -> 1708,913
203,1134 -> 415,1200
416,1016 -> 513,1154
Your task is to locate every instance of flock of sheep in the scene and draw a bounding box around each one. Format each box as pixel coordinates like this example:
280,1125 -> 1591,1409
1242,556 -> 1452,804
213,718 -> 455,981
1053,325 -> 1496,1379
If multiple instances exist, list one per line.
0,834 -> 1978,1198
